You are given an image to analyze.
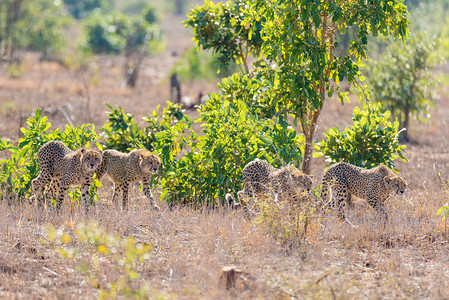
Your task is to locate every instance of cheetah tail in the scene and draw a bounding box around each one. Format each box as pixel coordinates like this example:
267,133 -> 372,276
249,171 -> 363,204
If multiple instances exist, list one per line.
225,193 -> 241,209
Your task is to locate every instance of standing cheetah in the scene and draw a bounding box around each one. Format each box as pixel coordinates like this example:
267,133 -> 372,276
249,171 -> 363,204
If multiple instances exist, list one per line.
320,162 -> 407,221
95,149 -> 161,210
226,159 -> 313,212
32,141 -> 103,210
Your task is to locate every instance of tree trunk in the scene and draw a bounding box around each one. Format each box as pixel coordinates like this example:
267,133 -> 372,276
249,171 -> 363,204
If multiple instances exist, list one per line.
401,100 -> 411,142
301,109 -> 321,175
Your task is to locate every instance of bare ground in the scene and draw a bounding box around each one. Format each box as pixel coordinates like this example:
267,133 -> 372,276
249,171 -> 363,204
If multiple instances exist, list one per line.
1,10 -> 449,300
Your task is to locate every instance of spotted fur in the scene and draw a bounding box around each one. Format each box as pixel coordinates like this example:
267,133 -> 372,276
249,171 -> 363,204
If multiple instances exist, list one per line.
320,162 -> 407,221
95,149 -> 161,210
226,159 -> 313,211
32,141 -> 102,210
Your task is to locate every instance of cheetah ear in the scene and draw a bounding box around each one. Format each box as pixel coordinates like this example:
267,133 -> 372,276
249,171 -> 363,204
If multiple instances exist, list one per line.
383,176 -> 394,184
81,148 -> 86,154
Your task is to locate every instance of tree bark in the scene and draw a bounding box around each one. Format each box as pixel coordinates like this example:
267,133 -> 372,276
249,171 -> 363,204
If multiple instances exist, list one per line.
401,99 -> 410,142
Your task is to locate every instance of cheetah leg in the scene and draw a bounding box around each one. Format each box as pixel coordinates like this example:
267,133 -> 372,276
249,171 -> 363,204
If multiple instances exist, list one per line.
142,177 -> 159,211
56,174 -> 73,210
56,184 -> 67,210
320,179 -> 331,211
121,182 -> 130,210
43,179 -> 59,206
80,176 -> 93,212
111,182 -> 121,204
32,172 -> 52,207
236,189 -> 252,214
332,185 -> 349,221
367,198 -> 388,222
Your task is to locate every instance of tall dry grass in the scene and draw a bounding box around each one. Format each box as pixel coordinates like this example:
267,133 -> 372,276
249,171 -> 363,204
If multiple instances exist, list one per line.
1,157 -> 449,299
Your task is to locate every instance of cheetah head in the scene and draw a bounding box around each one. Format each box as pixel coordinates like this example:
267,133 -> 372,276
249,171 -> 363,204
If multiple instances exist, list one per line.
80,149 -> 102,172
384,175 -> 407,195
139,151 -> 161,175
286,166 -> 313,200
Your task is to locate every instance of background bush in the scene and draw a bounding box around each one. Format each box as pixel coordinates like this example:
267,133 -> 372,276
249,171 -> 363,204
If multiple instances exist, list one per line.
0,109 -> 99,202
318,103 -> 407,170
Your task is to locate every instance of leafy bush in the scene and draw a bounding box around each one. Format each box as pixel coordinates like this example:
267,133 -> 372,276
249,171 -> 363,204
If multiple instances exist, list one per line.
48,222 -> 153,298
2,0 -> 71,59
99,102 -> 188,153
153,74 -> 305,205
318,103 -> 407,170
255,199 -> 316,251
171,47 -> 238,81
99,103 -> 150,152
63,0 -> 109,19
80,10 -> 160,55
364,30 -> 443,141
0,109 -> 99,203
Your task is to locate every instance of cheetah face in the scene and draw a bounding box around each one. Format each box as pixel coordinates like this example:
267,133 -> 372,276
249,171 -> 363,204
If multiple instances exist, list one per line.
151,155 -> 161,173
81,149 -> 102,172
139,153 -> 161,175
384,176 -> 407,195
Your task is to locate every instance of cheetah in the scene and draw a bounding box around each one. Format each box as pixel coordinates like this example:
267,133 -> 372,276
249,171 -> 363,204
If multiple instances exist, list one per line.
95,149 -> 161,210
226,159 -> 313,212
32,141 -> 103,210
320,162 -> 407,221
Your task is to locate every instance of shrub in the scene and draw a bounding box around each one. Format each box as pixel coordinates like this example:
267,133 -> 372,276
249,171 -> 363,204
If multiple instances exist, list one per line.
318,103 -> 407,170
63,0 -> 109,19
99,103 -> 150,152
254,198 -> 316,252
364,30 -> 443,142
171,47 -> 238,82
0,109 -> 99,203
153,74 -> 305,205
99,102 -> 188,153
80,10 -> 160,55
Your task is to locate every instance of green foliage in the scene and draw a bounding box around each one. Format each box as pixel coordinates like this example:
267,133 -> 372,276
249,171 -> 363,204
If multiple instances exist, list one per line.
184,0 -> 410,174
4,62 -> 24,78
0,109 -> 99,202
437,204 -> 449,221
141,4 -> 159,24
184,0 -> 263,72
99,103 -> 150,152
364,30 -> 443,141
437,173 -> 449,223
80,10 -> 160,54
63,0 -> 109,19
48,222 -> 153,299
20,0 -> 72,56
0,0 -> 71,58
99,102 -> 187,153
318,103 -> 407,170
171,47 -> 238,81
154,74 -> 305,205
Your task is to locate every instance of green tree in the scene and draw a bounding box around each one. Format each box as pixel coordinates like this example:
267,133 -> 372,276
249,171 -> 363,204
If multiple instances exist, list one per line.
364,31 -> 443,142
81,8 -> 161,87
185,0 -> 409,174
63,0 -> 109,19
0,0 -> 70,60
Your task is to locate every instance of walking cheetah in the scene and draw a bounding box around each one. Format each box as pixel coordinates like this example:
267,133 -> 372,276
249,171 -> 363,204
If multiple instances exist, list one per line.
32,141 -> 102,210
320,162 -> 407,221
95,149 -> 161,210
226,159 -> 313,212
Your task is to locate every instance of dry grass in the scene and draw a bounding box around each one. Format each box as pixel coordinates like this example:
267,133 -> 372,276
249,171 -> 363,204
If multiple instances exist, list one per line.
1,169 -> 449,299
